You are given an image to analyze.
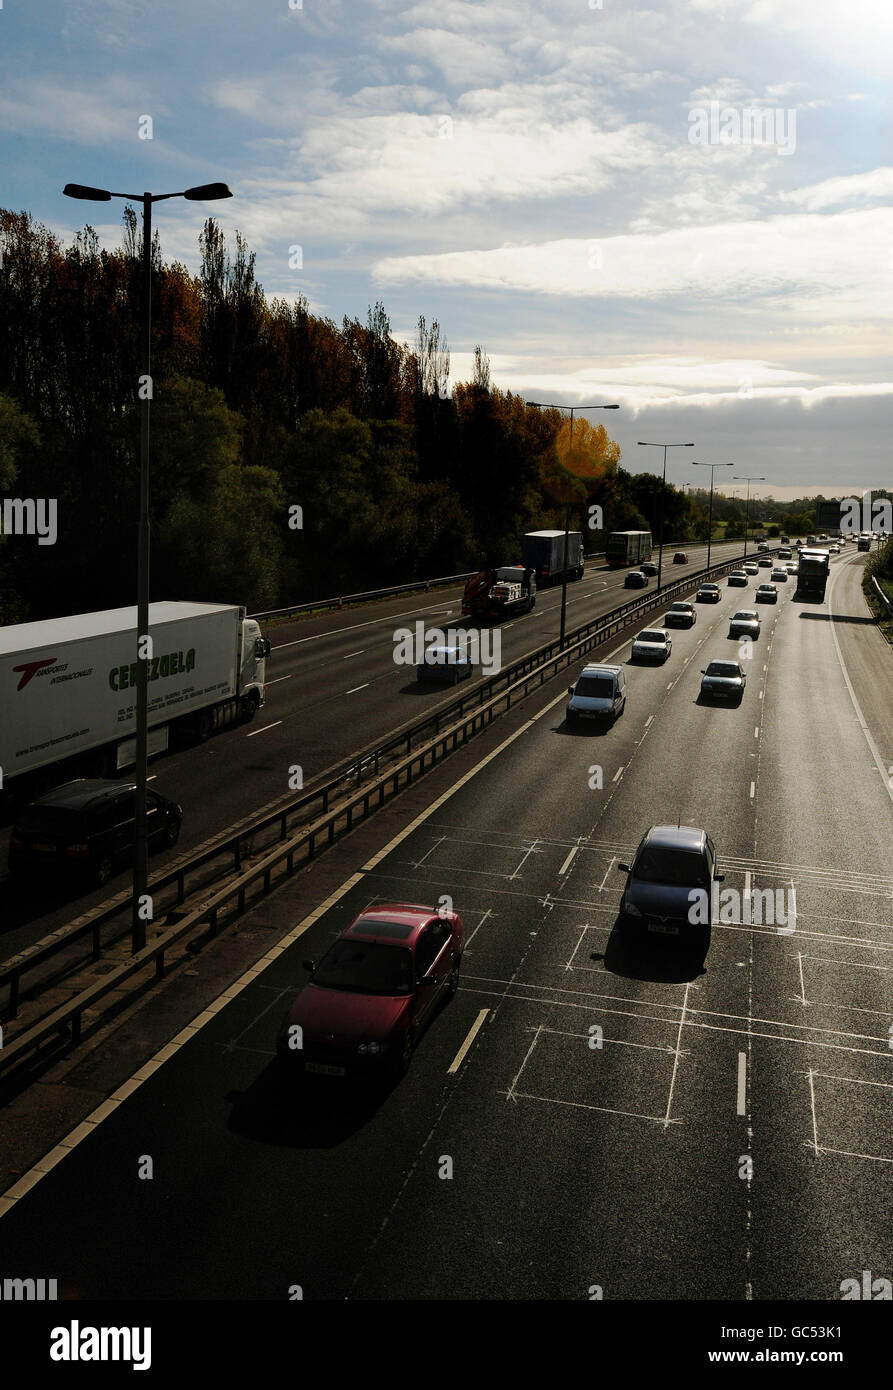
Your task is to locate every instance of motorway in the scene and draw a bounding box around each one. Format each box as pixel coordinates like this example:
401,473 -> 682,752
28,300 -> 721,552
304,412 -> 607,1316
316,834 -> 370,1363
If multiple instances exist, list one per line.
0,538 -> 772,961
2,543 -> 891,1300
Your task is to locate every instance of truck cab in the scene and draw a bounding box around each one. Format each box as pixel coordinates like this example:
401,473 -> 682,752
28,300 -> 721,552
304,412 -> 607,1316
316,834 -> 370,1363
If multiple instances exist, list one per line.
240,617 -> 270,716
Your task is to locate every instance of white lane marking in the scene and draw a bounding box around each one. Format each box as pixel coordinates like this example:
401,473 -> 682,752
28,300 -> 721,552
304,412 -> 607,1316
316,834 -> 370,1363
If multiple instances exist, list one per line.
664,981 -> 691,1129
342,649 -> 366,659
612,765 -> 624,782
749,781 -> 755,798
743,871 -> 751,919
265,674 -> 293,684
736,1051 -> 747,1115
464,908 -> 492,948
754,727 -> 759,738
795,951 -> 808,1006
645,714 -> 654,727
559,846 -> 578,876
598,856 -> 616,892
807,1069 -> 819,1155
246,720 -> 282,737
273,601 -> 456,650
345,683 -> 370,695
447,1009 -> 489,1074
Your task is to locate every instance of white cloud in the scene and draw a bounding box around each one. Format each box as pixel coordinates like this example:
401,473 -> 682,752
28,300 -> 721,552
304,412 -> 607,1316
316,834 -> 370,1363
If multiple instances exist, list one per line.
373,208 -> 893,324
781,168 -> 893,211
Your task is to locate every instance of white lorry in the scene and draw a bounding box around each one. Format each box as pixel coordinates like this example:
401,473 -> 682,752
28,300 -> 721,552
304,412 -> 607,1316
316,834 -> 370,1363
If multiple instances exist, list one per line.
0,601 -> 270,797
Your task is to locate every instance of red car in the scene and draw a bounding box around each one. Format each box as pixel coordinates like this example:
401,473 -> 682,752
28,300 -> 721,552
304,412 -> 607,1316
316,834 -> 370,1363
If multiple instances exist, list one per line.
276,903 -> 464,1079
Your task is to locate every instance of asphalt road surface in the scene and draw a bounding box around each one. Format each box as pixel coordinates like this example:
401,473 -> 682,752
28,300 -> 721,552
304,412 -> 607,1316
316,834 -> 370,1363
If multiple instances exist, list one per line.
2,544 -> 890,1302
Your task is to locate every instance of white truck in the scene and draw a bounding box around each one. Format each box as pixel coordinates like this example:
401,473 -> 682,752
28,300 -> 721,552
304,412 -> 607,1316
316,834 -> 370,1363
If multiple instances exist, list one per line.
521,530 -> 584,585
0,601 -> 270,798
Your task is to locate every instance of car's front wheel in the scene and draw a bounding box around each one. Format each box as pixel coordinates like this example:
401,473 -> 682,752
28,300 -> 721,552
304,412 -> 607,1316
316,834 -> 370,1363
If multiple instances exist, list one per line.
164,818 -> 181,849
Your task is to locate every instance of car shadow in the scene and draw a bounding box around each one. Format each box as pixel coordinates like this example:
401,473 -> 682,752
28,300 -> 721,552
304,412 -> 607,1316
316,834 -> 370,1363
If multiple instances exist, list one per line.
554,719 -> 614,737
593,919 -> 708,982
226,1059 -> 397,1149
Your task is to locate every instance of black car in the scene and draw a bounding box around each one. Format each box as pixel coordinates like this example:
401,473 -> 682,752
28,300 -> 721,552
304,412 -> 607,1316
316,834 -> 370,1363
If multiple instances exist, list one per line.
8,779 -> 182,888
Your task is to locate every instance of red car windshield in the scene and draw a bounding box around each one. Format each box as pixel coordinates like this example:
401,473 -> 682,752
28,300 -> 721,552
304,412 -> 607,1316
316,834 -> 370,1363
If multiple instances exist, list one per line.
312,940 -> 413,995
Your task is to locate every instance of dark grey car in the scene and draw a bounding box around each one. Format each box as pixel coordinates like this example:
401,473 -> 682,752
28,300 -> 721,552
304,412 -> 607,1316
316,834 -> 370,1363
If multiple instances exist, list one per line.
617,825 -> 724,951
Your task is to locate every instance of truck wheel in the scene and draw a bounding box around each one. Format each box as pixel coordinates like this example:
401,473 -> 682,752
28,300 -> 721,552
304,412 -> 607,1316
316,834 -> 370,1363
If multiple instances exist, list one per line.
527,596 -> 536,612
196,711 -> 213,742
240,695 -> 258,723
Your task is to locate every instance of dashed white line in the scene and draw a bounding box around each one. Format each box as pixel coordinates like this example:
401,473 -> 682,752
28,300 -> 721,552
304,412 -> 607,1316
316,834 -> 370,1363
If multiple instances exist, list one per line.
345,683 -> 370,695
265,674 -> 293,684
749,781 -> 756,798
612,766 -> 624,782
246,720 -> 282,737
736,1051 -> 747,1115
342,649 -> 365,659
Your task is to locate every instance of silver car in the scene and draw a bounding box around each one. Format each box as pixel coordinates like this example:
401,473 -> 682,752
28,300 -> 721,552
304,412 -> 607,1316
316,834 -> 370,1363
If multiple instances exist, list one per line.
729,609 -> 760,639
631,629 -> 672,663
566,664 -> 627,724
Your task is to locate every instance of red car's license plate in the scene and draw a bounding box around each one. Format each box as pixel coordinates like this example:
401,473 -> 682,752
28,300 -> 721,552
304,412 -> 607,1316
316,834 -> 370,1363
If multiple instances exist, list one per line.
305,1062 -> 346,1076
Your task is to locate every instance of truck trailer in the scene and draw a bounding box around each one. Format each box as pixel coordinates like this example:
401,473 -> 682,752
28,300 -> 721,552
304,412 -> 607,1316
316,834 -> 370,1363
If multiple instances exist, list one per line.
795,549 -> 830,601
0,601 -> 270,798
462,566 -> 536,620
521,530 -> 584,585
606,531 -> 653,567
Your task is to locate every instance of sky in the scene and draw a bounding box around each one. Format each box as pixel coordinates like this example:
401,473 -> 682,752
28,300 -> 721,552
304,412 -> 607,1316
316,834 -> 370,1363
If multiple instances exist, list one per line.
2,0 -> 892,495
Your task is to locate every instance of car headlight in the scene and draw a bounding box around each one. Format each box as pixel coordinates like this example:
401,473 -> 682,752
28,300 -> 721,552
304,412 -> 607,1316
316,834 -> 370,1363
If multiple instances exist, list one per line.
624,901 -> 643,919
357,1040 -> 383,1055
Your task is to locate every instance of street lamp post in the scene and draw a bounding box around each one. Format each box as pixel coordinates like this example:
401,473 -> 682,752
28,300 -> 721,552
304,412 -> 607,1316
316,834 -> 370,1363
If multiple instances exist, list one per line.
63,180 -> 232,953
637,442 -> 695,592
732,475 -> 766,558
526,401 -> 620,645
691,462 -> 733,569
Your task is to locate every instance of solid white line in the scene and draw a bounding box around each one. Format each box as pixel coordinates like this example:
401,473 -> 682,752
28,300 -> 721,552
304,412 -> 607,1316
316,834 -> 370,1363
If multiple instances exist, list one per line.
273,601 -> 456,650
664,981 -> 690,1129
826,560 -> 893,810
559,846 -> 578,876
447,1009 -> 489,1074
342,649 -> 365,659
345,683 -> 370,695
736,1051 -> 747,1115
246,720 -> 282,737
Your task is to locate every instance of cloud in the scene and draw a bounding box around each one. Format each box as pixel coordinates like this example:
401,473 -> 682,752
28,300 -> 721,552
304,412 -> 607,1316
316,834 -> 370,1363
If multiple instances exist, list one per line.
373,207 -> 893,320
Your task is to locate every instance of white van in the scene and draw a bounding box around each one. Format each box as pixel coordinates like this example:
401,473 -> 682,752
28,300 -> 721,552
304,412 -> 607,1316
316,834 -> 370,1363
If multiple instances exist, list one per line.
566,664 -> 627,724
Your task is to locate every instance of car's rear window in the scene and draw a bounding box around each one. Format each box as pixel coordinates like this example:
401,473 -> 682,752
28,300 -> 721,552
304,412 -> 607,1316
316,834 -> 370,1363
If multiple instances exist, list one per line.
350,919 -> 415,940
633,847 -> 709,887
574,675 -> 614,698
15,806 -> 84,835
312,940 -> 413,995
